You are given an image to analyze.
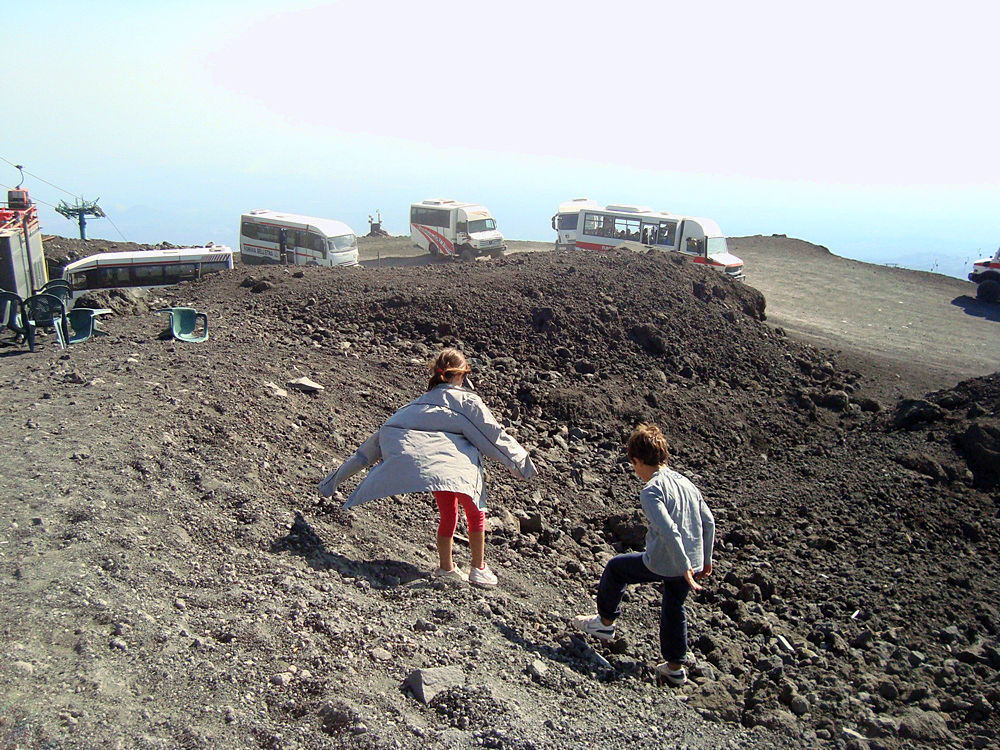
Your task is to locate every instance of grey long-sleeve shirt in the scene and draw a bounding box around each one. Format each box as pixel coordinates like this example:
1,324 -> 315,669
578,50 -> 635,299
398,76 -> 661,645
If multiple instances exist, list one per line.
640,467 -> 715,578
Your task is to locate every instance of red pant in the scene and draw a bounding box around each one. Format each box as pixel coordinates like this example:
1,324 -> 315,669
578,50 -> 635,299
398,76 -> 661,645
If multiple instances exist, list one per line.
434,491 -> 484,537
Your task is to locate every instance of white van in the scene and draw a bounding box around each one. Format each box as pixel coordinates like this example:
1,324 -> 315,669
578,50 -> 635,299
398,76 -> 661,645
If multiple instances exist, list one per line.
239,210 -> 358,267
409,199 -> 506,261
551,198 -> 598,251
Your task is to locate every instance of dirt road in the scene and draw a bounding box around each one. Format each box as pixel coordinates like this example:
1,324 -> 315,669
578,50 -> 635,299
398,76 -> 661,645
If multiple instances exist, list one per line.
731,235 -> 999,395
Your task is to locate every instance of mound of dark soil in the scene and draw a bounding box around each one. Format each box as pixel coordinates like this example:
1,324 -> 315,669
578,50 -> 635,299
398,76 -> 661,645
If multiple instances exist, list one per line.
1,248 -> 998,750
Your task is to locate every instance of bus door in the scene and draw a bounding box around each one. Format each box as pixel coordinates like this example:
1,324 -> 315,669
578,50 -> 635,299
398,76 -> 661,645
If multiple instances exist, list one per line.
678,220 -> 707,258
279,228 -> 293,264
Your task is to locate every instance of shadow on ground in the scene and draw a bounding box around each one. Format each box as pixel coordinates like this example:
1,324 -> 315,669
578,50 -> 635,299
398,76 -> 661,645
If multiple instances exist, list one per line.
272,512 -> 426,587
951,295 -> 1000,322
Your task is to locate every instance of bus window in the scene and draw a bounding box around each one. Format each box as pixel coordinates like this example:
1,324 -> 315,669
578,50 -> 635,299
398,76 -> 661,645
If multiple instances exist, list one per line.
331,234 -> 357,251
88,267 -> 130,289
558,214 -> 579,231
468,218 -> 496,233
178,263 -> 199,281
614,217 -> 640,240
241,221 -> 258,240
133,264 -> 165,286
658,221 -> 677,247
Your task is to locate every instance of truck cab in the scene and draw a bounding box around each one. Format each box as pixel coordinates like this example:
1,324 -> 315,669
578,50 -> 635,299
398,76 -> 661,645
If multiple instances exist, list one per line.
410,200 -> 506,260
969,247 -> 1000,302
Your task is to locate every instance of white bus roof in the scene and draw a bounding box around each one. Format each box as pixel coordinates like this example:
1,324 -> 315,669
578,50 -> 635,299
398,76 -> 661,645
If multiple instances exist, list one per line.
556,198 -> 599,214
64,246 -> 233,272
604,204 -> 655,214
411,199 -> 490,212
242,209 -> 355,238
681,216 -> 724,237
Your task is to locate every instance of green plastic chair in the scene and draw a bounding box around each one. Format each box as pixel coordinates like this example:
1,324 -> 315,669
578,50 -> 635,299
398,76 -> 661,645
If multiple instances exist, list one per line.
65,308 -> 113,345
39,283 -> 72,306
37,279 -> 71,294
156,306 -> 209,343
1,291 -> 33,352
23,293 -> 68,349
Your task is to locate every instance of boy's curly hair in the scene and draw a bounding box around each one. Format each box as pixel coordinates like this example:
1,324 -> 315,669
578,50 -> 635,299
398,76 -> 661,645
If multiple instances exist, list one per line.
626,423 -> 670,466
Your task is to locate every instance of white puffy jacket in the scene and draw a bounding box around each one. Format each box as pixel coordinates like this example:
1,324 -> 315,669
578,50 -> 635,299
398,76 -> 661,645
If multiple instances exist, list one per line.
319,384 -> 536,510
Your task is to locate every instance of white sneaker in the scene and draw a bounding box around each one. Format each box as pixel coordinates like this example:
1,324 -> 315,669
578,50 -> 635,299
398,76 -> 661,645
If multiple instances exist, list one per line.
572,614 -> 616,641
469,564 -> 498,588
655,662 -> 688,686
432,565 -> 468,582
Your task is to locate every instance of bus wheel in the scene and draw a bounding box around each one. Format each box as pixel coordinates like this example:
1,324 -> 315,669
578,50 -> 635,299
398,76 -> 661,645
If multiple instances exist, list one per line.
977,279 -> 1000,303
428,243 -> 440,258
460,247 -> 476,263
490,249 -> 504,260
306,261 -> 319,267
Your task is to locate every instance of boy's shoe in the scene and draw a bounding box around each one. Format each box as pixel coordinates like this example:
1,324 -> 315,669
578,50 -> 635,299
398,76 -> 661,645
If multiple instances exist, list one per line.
655,662 -> 687,686
572,614 -> 616,641
469,564 -> 498,588
432,565 -> 469,582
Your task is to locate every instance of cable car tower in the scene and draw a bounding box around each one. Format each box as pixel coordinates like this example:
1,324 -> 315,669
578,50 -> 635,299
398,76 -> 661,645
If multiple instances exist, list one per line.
55,197 -> 106,240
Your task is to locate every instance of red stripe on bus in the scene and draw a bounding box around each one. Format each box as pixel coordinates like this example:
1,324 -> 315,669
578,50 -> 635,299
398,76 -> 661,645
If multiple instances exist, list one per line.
413,224 -> 455,254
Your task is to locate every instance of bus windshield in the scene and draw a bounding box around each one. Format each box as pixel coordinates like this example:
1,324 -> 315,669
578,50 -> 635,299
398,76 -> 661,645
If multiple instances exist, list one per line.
468,218 -> 496,234
707,237 -> 729,255
330,234 -> 358,251
557,214 -> 579,230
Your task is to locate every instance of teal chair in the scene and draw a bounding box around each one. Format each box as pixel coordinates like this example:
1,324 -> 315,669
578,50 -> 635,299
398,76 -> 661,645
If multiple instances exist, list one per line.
1,291 -> 33,351
36,279 -> 71,294
65,307 -> 113,345
23,293 -> 68,349
39,283 -> 72,306
156,307 -> 209,343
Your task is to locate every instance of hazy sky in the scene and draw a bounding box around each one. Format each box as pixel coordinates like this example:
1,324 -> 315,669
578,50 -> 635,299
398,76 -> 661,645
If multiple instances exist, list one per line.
6,1 -> 1000,279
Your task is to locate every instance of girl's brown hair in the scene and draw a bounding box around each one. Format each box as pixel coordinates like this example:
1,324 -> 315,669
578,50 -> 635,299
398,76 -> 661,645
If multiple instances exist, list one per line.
626,423 -> 670,466
427,348 -> 472,391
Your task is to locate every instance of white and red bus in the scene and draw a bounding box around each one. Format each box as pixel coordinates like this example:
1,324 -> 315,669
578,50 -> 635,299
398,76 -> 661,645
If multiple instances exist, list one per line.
63,246 -> 234,299
564,203 -> 745,280
239,210 -> 358,267
409,199 -> 506,260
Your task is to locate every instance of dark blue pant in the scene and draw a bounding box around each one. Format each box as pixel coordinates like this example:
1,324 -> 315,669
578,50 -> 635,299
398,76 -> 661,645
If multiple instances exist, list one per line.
596,552 -> 689,663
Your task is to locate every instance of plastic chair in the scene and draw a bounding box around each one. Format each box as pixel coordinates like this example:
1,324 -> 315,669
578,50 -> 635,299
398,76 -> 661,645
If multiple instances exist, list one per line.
23,293 -> 69,349
156,306 -> 209,343
65,308 -> 112,345
38,283 -> 72,305
0,291 -> 33,351
37,279 -> 71,293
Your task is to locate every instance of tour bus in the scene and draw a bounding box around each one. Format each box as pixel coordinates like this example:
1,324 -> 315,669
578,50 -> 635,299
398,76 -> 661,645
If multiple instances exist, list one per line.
564,203 -> 745,280
239,209 -> 358,267
410,199 -> 506,260
63,246 -> 235,300
551,198 -> 598,251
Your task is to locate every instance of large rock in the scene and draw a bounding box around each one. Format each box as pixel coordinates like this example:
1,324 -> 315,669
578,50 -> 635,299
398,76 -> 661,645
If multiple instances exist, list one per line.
960,422 -> 1000,489
894,399 -> 945,429
405,666 -> 464,705
896,709 -> 955,743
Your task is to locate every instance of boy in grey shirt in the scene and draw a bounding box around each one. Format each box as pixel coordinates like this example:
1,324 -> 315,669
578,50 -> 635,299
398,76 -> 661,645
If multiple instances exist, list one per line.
573,423 -> 715,685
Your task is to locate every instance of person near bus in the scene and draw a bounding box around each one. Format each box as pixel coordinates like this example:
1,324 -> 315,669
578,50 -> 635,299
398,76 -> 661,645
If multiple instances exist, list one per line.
319,348 -> 536,587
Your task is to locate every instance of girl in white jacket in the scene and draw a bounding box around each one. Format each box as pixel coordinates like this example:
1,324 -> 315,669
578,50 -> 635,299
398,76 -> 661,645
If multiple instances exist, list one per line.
320,348 -> 536,587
